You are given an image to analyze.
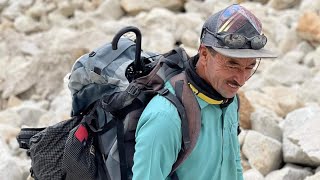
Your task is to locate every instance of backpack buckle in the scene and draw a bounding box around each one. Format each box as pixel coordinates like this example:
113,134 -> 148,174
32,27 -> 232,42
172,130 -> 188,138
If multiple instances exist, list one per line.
158,88 -> 169,95
127,84 -> 140,96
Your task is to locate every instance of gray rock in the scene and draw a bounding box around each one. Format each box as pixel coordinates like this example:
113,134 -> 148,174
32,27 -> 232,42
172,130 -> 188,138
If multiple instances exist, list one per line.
93,0 -> 124,20
0,138 -> 25,180
261,85 -> 303,116
263,60 -> 313,86
13,15 -> 43,34
265,164 -> 313,180
243,130 -> 282,176
120,0 -> 184,14
303,47 -> 320,68
250,107 -> 283,142
298,72 -> 320,105
19,41 -> 43,56
268,0 -> 301,10
281,106 -> 320,166
305,171 -> 320,180
299,0 -> 320,13
2,1 -> 23,20
243,168 -> 264,180
282,50 -> 305,64
0,0 -> 8,11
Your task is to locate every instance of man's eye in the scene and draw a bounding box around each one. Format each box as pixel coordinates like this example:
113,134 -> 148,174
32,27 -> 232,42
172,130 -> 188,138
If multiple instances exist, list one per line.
228,65 -> 238,69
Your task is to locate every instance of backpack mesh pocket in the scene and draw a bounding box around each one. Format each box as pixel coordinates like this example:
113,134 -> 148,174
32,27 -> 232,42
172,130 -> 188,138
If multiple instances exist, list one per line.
29,117 -> 82,180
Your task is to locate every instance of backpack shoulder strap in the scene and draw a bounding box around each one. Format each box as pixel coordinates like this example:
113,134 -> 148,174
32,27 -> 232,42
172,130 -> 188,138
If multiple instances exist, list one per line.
236,93 -> 240,112
235,93 -> 241,135
168,72 -> 201,174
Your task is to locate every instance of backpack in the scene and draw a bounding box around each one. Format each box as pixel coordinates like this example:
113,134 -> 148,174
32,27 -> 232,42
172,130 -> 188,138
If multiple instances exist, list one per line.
17,26 -> 204,180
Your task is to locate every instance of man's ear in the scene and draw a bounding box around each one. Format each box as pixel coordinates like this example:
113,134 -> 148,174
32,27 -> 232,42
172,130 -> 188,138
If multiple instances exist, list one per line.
198,45 -> 209,65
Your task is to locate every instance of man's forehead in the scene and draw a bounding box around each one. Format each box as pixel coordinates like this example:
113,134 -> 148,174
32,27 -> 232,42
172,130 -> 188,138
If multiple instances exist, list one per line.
217,53 -> 256,64
228,57 -> 256,64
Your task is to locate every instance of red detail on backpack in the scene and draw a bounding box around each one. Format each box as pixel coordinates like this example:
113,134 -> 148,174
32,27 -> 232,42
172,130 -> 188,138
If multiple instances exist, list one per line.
75,124 -> 88,142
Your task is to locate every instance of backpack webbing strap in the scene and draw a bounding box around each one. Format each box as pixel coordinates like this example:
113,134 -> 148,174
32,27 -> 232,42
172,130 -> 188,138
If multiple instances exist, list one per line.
116,118 -> 128,180
236,94 -> 241,135
174,80 -> 191,151
158,88 -> 190,151
17,127 -> 45,150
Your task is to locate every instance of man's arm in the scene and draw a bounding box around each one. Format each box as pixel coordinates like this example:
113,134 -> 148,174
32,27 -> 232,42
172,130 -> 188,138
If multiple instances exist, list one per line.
132,96 -> 182,180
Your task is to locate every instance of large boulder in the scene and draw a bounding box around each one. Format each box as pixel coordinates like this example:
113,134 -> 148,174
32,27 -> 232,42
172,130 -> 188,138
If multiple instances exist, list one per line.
242,130 -> 282,175
280,106 -> 320,166
250,107 -> 283,142
265,164 -> 313,180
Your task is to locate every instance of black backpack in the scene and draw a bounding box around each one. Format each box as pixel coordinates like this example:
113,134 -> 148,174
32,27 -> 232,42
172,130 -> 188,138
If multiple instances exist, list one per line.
17,26 -> 204,180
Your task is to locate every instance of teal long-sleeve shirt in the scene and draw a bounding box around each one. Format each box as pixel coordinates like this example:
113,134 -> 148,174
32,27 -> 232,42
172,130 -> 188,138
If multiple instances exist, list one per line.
132,83 -> 243,180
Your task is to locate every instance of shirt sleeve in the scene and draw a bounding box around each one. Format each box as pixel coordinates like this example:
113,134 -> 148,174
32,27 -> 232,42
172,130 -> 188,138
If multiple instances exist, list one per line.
132,96 -> 182,180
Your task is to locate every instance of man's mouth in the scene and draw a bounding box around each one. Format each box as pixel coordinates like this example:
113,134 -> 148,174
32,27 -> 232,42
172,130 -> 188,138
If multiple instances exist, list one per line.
227,81 -> 241,89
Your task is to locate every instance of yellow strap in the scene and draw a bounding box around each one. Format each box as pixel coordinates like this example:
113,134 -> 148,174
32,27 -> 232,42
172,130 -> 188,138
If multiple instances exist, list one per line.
188,83 -> 223,105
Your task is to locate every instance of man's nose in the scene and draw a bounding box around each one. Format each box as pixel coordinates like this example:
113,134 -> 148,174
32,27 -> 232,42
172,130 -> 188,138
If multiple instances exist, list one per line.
234,70 -> 249,86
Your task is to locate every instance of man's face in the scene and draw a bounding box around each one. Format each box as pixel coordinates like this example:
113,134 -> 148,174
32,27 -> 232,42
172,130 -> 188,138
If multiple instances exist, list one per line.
202,49 -> 256,98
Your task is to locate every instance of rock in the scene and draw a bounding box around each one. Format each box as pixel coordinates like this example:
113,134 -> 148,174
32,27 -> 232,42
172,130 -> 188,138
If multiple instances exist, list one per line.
263,60 -> 313,86
174,12 -> 204,48
238,129 -> 248,147
143,28 -> 176,53
303,47 -> 320,68
0,108 -> 22,127
262,85 -> 303,116
0,0 -> 8,11
0,56 -> 37,99
299,0 -> 320,13
305,171 -> 320,180
296,41 -> 315,55
298,73 -> 320,106
265,164 -> 313,180
120,0 -> 184,14
250,107 -> 283,142
13,15 -> 43,34
288,117 -> 320,163
7,95 -> 23,108
139,8 -> 176,32
241,152 -> 251,172
281,50 -> 304,64
0,138 -> 25,180
0,101 -> 47,127
238,90 -> 254,129
0,124 -> 20,145
296,11 -> 320,45
93,0 -> 124,20
268,0 -> 301,10
279,28 -> 302,54
57,1 -> 75,18
280,106 -> 320,166
245,90 -> 284,117
2,2 -> 23,20
19,40 -> 43,56
242,130 -> 282,176
303,51 -> 318,68
243,168 -> 264,180
13,102 -> 48,127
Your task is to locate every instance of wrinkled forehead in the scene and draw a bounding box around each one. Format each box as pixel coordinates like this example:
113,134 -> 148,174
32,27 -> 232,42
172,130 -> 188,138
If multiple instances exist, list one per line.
217,5 -> 262,37
216,52 -> 257,65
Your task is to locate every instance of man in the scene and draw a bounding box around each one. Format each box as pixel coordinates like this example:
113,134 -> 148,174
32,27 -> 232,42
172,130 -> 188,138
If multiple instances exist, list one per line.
132,4 -> 277,180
